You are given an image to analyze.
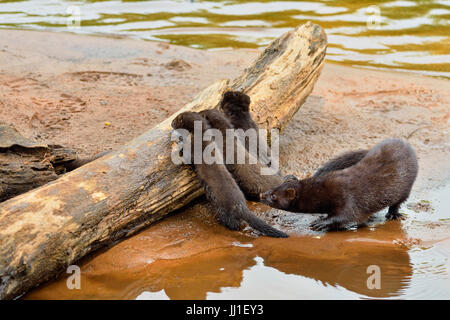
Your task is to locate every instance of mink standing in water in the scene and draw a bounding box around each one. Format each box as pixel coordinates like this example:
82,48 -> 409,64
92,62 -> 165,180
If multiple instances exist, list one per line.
199,109 -> 283,200
219,91 -> 272,166
261,139 -> 418,231
171,111 -> 288,238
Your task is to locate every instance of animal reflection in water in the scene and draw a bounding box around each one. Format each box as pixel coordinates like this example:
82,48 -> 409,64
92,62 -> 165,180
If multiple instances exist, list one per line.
25,205 -> 412,299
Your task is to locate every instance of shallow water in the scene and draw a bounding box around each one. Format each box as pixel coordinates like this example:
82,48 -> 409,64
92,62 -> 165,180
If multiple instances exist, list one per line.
24,183 -> 450,300
0,0 -> 449,77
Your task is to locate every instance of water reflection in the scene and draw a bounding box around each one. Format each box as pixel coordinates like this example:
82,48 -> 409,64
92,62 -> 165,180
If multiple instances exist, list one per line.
25,202 -> 419,300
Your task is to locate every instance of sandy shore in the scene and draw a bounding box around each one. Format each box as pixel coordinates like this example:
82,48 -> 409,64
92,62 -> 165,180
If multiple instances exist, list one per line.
1,29 -> 449,299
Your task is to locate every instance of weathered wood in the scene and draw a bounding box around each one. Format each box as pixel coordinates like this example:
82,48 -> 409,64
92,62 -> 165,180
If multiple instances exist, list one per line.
0,22 -> 327,299
0,126 -> 109,202
0,125 -> 80,202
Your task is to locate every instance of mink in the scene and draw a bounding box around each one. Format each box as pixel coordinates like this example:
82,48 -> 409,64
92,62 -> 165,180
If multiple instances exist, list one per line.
199,109 -> 283,200
260,139 -> 418,231
219,91 -> 272,166
282,150 -> 369,183
313,149 -> 368,177
219,91 -> 254,132
171,111 -> 288,238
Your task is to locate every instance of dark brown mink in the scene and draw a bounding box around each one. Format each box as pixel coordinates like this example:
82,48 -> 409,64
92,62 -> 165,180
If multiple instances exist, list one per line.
283,150 -> 368,183
171,111 -> 288,238
219,91 -> 254,131
219,91 -> 272,166
199,109 -> 283,200
282,150 -> 369,189
313,149 -> 368,177
260,139 -> 418,231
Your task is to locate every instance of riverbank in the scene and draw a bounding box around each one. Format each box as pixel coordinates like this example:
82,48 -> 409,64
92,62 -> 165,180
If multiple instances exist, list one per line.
1,29 -> 449,299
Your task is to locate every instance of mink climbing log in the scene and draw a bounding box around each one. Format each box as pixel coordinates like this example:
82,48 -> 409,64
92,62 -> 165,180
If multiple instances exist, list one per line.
0,22 -> 327,299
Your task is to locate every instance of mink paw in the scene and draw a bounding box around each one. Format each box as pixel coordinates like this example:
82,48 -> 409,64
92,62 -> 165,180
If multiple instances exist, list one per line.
310,217 -> 351,231
310,218 -> 336,232
385,211 -> 405,221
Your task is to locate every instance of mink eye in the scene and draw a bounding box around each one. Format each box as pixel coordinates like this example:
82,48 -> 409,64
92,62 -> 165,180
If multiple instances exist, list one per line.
271,194 -> 277,201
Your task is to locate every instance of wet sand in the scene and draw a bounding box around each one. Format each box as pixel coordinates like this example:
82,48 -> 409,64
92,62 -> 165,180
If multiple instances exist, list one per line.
0,29 -> 449,299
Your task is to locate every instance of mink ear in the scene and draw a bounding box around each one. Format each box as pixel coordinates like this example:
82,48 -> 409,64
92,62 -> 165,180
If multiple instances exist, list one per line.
285,188 -> 296,200
241,93 -> 250,107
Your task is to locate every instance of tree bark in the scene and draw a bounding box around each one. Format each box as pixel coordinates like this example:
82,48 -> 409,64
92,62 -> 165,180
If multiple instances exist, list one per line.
0,22 -> 327,300
0,125 -> 79,202
0,125 -> 112,202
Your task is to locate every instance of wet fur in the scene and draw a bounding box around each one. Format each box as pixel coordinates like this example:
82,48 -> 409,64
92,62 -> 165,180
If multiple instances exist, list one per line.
199,109 -> 283,200
313,150 -> 368,177
172,111 -> 287,238
219,91 -> 272,166
261,139 -> 418,231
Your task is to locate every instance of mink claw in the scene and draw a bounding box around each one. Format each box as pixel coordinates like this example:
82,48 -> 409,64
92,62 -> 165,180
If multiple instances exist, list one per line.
310,218 -> 330,231
385,211 -> 405,221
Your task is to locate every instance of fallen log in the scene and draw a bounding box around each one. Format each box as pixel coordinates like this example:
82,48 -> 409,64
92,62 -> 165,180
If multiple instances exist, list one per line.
0,125 -> 109,202
0,22 -> 327,299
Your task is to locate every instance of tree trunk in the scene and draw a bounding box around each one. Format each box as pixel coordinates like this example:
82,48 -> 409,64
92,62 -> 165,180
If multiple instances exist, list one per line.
0,125 -> 112,202
0,22 -> 327,300
0,125 -> 81,202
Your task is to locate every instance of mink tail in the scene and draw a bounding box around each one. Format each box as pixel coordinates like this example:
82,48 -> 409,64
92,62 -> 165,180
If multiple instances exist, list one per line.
313,149 -> 368,177
240,207 -> 288,238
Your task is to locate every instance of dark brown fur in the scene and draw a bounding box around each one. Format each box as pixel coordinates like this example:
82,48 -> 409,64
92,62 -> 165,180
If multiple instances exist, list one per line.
219,91 -> 272,166
199,109 -> 283,200
284,150 -> 369,183
172,111 -> 287,238
261,139 -> 418,231
220,91 -> 254,130
313,149 -> 368,177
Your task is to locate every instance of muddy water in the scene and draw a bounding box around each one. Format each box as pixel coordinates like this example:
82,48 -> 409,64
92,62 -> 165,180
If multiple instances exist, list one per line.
0,0 -> 449,77
24,159 -> 450,299
24,189 -> 449,299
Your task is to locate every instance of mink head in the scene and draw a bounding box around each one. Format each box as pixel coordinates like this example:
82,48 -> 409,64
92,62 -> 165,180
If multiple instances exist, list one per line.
171,111 -> 205,132
220,91 -> 251,113
260,180 -> 299,210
